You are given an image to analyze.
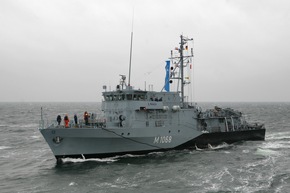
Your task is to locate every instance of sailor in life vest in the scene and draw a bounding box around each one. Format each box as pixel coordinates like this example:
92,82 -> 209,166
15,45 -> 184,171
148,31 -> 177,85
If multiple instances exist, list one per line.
64,114 -> 70,128
84,111 -> 89,125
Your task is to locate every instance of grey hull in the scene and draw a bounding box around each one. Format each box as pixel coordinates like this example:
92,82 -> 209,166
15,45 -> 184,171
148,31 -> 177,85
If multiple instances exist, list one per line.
40,127 -> 265,159
177,128 -> 266,149
40,126 -> 202,159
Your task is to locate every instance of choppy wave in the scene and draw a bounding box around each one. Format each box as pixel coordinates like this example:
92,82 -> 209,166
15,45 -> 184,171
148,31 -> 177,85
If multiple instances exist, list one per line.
267,131 -> 290,141
11,123 -> 39,128
261,141 -> 290,150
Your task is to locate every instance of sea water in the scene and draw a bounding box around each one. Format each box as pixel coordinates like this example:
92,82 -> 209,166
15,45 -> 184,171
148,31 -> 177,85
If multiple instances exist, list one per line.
1,102 -> 290,193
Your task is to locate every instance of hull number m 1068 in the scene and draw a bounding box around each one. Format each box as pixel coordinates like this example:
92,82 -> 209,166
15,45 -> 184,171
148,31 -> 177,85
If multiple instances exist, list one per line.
153,136 -> 172,144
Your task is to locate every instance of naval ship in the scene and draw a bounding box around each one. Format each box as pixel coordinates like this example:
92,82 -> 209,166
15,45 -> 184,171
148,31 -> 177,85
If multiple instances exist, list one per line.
39,35 -> 266,162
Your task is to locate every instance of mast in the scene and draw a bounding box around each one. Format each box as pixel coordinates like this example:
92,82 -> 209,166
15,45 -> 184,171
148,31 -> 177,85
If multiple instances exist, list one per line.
128,8 -> 135,87
169,35 -> 194,106
128,31 -> 133,86
180,35 -> 185,103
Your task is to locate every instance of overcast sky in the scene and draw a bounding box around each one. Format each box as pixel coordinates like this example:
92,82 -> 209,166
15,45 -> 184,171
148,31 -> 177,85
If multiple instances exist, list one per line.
1,0 -> 290,102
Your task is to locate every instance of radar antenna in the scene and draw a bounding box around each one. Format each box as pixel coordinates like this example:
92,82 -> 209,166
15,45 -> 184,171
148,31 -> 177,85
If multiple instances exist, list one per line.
119,74 -> 127,89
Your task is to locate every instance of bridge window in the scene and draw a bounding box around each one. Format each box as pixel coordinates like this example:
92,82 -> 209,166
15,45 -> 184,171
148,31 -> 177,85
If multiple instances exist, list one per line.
126,94 -> 132,100
133,94 -> 146,100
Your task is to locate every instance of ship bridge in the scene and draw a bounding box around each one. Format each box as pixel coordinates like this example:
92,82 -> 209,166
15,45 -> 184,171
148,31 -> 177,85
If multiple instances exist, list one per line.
102,88 -> 181,109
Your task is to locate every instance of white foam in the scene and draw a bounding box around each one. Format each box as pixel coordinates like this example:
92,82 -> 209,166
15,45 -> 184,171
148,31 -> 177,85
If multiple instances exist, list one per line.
61,153 -> 151,164
148,151 -> 164,156
62,157 -> 118,163
254,147 -> 278,156
242,149 -> 250,153
195,142 -> 232,151
195,145 -> 203,151
116,153 -> 145,158
0,146 -> 11,150
69,182 -> 77,186
31,135 -> 41,139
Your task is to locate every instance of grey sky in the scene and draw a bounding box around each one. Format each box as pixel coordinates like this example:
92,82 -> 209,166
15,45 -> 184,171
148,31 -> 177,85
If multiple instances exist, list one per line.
1,0 -> 290,102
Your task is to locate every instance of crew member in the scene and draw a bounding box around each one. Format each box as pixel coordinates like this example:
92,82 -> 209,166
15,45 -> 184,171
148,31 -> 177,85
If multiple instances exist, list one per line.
56,115 -> 61,126
74,114 -> 78,125
84,111 -> 89,125
64,114 -> 69,128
